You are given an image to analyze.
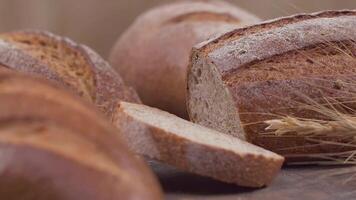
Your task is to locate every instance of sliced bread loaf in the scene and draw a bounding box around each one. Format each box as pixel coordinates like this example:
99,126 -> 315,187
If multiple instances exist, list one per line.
187,10 -> 356,159
0,30 -> 140,120
0,69 -> 162,200
109,0 -> 260,118
114,101 -> 284,188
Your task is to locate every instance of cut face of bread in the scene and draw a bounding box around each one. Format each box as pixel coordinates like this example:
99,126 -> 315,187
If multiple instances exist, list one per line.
187,11 -> 356,159
0,30 -> 140,119
115,102 -> 284,188
0,32 -> 95,101
189,56 -> 244,139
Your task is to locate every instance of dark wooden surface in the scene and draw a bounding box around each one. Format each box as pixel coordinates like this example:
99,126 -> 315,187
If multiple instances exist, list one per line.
149,161 -> 356,200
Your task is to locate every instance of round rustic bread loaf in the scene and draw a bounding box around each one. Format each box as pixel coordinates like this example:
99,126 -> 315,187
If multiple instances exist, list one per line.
0,69 -> 162,200
187,10 -> 356,161
0,30 -> 140,121
109,0 -> 260,118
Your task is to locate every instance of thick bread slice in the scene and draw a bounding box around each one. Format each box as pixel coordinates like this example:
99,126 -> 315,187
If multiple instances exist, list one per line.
0,30 -> 140,120
0,69 -> 162,200
109,0 -> 260,118
114,101 -> 284,188
187,10 -> 356,160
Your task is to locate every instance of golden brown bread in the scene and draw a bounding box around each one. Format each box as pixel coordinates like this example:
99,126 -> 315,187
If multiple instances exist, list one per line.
0,30 -> 140,120
109,0 -> 260,118
0,69 -> 162,200
114,101 -> 284,188
187,10 -> 356,160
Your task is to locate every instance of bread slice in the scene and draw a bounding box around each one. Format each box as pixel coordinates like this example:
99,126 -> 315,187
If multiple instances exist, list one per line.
0,30 -> 140,119
109,0 -> 260,118
0,69 -> 162,200
114,101 -> 284,188
187,10 -> 356,160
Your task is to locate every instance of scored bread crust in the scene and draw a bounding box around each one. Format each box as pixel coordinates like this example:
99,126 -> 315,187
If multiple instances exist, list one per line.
0,69 -> 162,200
0,30 -> 140,120
109,0 -> 260,118
114,101 -> 284,188
187,10 -> 356,159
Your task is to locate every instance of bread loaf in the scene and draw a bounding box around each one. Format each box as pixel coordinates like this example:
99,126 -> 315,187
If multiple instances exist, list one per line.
0,69 -> 162,200
187,10 -> 356,160
115,101 -> 284,187
0,30 -> 140,120
109,0 -> 260,118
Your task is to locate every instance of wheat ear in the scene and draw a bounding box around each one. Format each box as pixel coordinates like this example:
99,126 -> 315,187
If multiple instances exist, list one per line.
265,115 -> 356,138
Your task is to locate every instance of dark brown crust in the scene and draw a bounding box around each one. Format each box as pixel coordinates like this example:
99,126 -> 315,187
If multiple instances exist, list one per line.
0,30 -> 140,120
0,70 -> 162,200
109,0 -> 260,118
188,10 -> 356,159
115,102 -> 284,188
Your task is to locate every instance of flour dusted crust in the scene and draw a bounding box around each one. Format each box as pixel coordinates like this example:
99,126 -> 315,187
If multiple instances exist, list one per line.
200,10 -> 356,74
188,10 -> 356,159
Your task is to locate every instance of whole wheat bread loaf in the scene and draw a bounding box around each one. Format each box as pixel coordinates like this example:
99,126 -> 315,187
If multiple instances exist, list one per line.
109,0 -> 260,118
0,69 -> 162,200
0,30 -> 140,120
187,10 -> 356,160
115,101 -> 284,188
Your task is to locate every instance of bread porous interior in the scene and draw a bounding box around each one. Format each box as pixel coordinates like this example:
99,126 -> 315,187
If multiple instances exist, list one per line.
121,102 -> 273,155
0,33 -> 95,102
187,54 -> 245,139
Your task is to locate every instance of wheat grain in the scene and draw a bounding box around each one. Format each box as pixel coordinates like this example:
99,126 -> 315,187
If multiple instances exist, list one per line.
265,115 -> 356,138
262,39 -> 356,166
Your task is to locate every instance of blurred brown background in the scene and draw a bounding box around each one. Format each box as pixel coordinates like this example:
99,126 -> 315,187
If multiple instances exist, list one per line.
0,0 -> 354,57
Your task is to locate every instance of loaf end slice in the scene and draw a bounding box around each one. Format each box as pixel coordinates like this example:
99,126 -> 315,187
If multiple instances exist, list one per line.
114,102 -> 284,188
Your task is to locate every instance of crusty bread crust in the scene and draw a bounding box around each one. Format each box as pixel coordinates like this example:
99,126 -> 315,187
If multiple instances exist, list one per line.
188,10 -> 356,159
115,101 -> 284,188
203,10 -> 356,76
0,30 -> 140,120
0,70 -> 162,200
197,10 -> 356,56
109,0 -> 260,118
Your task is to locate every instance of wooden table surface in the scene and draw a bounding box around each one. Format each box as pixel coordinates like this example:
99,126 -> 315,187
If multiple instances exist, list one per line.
150,161 -> 356,200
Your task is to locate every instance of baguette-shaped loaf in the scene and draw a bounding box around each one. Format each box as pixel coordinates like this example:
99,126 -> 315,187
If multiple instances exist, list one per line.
109,0 -> 260,118
115,101 -> 284,188
0,69 -> 162,200
187,10 -> 356,159
0,30 -> 140,120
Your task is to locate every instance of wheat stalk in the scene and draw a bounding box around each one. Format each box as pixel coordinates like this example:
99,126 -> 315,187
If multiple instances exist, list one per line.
265,115 -> 356,138
264,96 -> 356,164
262,39 -> 356,166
